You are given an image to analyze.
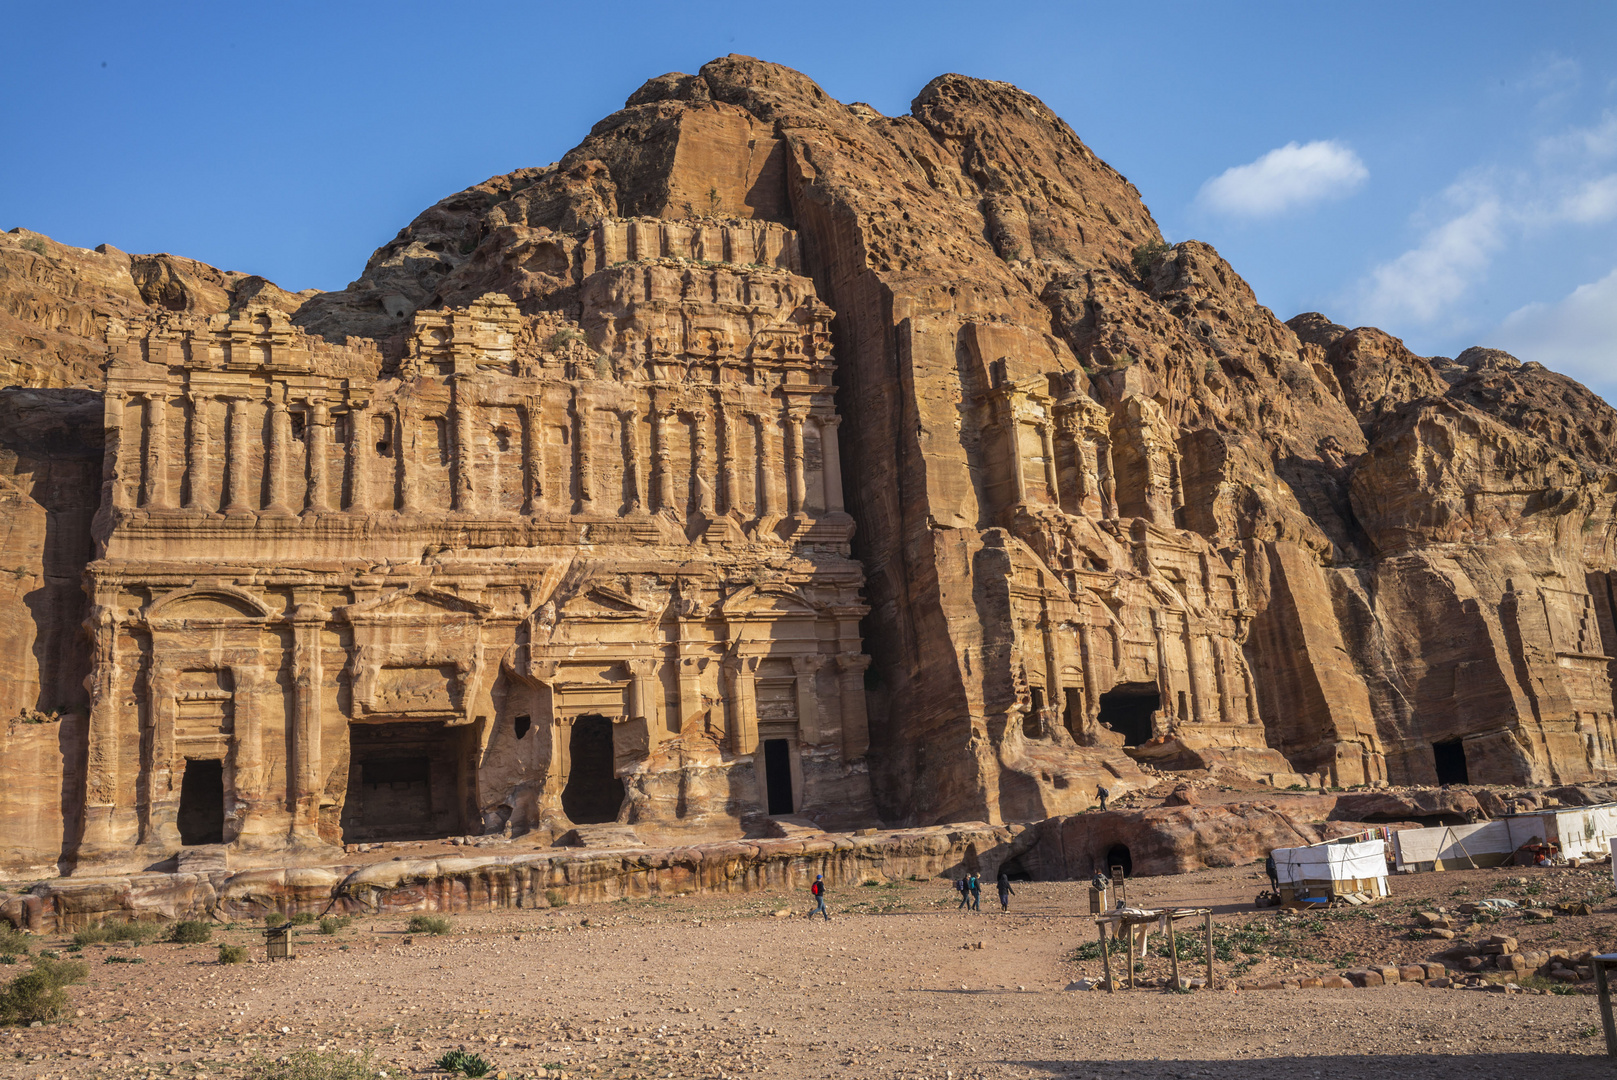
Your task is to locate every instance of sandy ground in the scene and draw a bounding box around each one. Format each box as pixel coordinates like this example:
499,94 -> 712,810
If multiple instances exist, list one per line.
4,865 -> 1615,1080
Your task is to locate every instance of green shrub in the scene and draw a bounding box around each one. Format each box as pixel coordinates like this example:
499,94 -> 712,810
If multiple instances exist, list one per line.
105,955 -> 143,964
217,943 -> 247,965
72,921 -> 159,946
246,1047 -> 388,1079
0,956 -> 87,1025
545,889 -> 568,909
168,920 -> 212,944
435,1047 -> 493,1077
20,237 -> 47,257
406,915 -> 451,936
288,913 -> 316,926
1131,239 -> 1171,278
0,924 -> 29,957
318,916 -> 352,935
263,913 -> 286,928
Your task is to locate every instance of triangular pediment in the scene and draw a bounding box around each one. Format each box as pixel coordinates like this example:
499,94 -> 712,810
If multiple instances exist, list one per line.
559,585 -> 654,620
346,587 -> 490,620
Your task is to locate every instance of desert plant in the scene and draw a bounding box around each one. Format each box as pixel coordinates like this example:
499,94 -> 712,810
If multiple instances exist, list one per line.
435,1047 -> 493,1077
168,920 -> 212,944
1130,239 -> 1171,278
104,955 -> 143,964
246,1047 -> 389,1079
545,889 -> 568,909
0,956 -> 86,1025
72,921 -> 159,946
318,915 -> 352,935
546,328 -> 583,351
217,943 -> 247,964
288,913 -> 316,926
406,914 -> 451,936
0,924 -> 28,957
263,912 -> 286,928
20,237 -> 46,256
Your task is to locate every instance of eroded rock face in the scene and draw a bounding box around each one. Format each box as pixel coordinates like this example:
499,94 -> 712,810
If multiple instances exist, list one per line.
2,56 -> 1616,876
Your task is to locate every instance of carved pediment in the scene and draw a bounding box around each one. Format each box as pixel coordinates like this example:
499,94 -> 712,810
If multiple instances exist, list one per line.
718,584 -> 818,620
148,587 -> 270,623
343,587 -> 491,622
558,585 -> 655,621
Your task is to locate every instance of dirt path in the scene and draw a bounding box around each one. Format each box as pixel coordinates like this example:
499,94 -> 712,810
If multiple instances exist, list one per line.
3,871 -> 1612,1079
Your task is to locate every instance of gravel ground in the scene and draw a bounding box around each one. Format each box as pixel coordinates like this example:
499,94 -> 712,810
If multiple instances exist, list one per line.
2,868 -> 1613,1079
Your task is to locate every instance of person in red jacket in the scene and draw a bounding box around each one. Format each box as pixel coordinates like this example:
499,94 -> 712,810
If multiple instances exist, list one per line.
811,874 -> 830,921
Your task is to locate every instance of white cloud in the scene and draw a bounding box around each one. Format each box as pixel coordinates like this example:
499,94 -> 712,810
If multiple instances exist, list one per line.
1495,268 -> 1617,392
1537,109 -> 1617,161
1556,174 -> 1617,223
1353,193 -> 1504,326
1197,140 -> 1368,217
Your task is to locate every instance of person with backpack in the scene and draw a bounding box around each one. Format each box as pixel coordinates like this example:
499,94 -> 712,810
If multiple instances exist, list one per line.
1096,785 -> 1110,811
967,872 -> 982,912
996,869 -> 1015,911
956,875 -> 971,911
810,874 -> 830,921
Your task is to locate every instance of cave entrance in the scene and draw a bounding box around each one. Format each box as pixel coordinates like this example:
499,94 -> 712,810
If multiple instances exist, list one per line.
1433,738 -> 1469,786
1063,688 -> 1082,738
562,714 -> 625,825
1099,682 -> 1160,746
343,721 -> 468,843
1105,843 -> 1133,878
176,758 -> 224,846
763,738 -> 795,815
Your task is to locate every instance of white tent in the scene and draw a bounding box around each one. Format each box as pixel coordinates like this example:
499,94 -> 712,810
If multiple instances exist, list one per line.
1271,839 -> 1389,899
1393,803 -> 1617,870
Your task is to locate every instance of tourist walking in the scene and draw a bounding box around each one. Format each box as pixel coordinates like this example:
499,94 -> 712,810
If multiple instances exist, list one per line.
1265,851 -> 1280,893
811,874 -> 830,921
1096,785 -> 1109,811
968,872 -> 982,912
996,869 -> 1014,911
956,875 -> 971,911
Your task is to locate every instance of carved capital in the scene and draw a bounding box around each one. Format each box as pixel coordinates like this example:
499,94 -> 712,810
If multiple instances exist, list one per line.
792,653 -> 825,676
836,652 -> 872,674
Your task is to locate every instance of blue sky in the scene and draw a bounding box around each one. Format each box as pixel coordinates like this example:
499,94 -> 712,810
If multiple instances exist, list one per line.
5,2 -> 1615,395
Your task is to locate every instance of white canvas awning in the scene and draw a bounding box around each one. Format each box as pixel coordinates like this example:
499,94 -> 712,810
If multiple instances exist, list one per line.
1272,839 -> 1388,895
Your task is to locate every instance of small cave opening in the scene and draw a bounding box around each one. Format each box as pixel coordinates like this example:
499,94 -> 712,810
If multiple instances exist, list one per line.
514,714 -> 531,740
1104,843 -> 1133,878
1433,738 -> 1470,786
1098,682 -> 1160,746
1023,686 -> 1044,739
997,856 -> 1033,882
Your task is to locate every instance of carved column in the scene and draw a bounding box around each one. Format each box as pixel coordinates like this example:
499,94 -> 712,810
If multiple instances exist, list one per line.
143,393 -> 169,509
1006,415 -> 1027,504
820,416 -> 845,513
785,409 -> 807,515
306,398 -> 332,513
104,391 -> 132,512
754,412 -> 777,518
143,664 -> 178,845
228,664 -> 269,843
792,654 -> 824,746
726,654 -> 760,755
620,407 -> 642,512
265,396 -> 292,516
836,652 -> 871,761
224,397 -> 254,516
1212,637 -> 1234,725
1097,436 -> 1118,519
345,405 -> 370,511
626,658 -> 659,747
452,379 -> 475,513
1150,608 -> 1170,730
185,392 -> 209,511
575,394 -> 593,512
1077,622 -> 1100,734
693,410 -> 714,515
1183,614 -> 1206,724
79,601 -> 127,855
1040,423 -> 1060,507
399,403 -> 420,513
289,598 -> 326,838
522,394 -> 542,514
717,406 -> 737,514
1241,650 -> 1260,725
652,410 -> 674,513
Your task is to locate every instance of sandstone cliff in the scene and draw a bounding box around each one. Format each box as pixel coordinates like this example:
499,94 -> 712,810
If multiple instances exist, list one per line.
3,57 -> 1616,877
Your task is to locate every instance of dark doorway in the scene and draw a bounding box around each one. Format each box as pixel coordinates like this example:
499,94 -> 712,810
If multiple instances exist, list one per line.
343,721 -> 466,843
176,758 -> 224,845
1023,687 -> 1044,738
1104,843 -> 1133,878
1098,682 -> 1161,746
1433,739 -> 1469,785
562,715 -> 625,824
1063,689 -> 1082,738
763,738 -> 794,815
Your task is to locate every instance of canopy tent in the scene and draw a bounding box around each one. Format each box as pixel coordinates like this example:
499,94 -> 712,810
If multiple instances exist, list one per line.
1270,839 -> 1389,905
1393,804 -> 1617,871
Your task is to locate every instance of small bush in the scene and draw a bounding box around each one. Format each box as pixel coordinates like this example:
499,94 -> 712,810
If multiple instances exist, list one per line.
1131,239 -> 1171,278
246,1047 -> 389,1079
0,956 -> 87,1026
0,924 -> 29,957
217,943 -> 247,965
168,920 -> 212,944
105,955 -> 143,964
263,913 -> 286,928
318,916 -> 352,935
288,913 -> 316,927
435,1047 -> 493,1077
545,890 -> 568,909
73,921 -> 159,946
407,915 -> 450,936
21,237 -> 47,257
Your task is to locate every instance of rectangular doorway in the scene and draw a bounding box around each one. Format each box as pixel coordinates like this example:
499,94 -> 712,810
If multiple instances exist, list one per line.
763,738 -> 794,815
342,721 -> 468,842
1433,738 -> 1469,785
176,758 -> 225,845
